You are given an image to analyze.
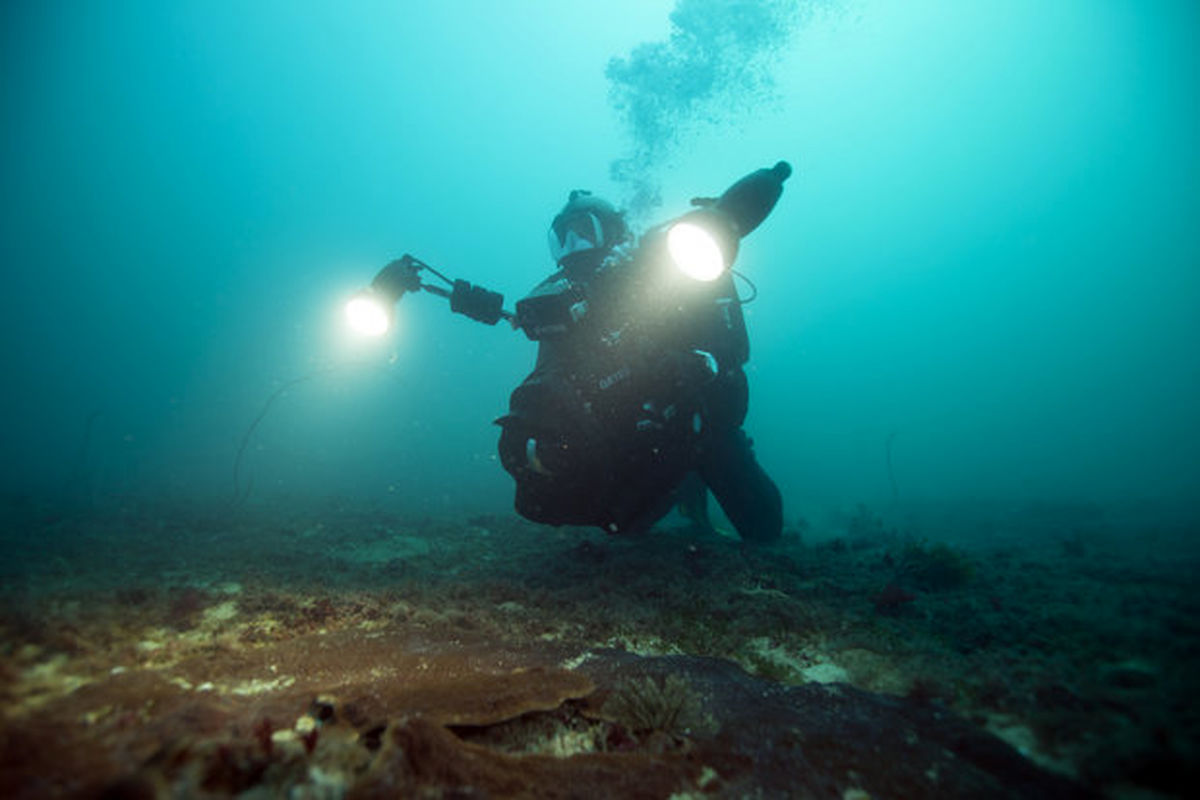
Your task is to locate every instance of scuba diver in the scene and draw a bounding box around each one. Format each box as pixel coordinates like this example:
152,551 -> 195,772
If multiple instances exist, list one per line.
351,162 -> 791,543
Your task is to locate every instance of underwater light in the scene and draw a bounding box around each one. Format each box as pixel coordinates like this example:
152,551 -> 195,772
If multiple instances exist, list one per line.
667,221 -> 727,282
662,159 -> 791,283
345,257 -> 427,338
345,292 -> 392,337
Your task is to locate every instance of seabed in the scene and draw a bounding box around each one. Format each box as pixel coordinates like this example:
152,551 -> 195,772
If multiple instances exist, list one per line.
0,499 -> 1195,798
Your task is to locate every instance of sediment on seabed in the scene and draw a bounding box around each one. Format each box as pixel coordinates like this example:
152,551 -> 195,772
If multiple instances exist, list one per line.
1,500 -> 1195,798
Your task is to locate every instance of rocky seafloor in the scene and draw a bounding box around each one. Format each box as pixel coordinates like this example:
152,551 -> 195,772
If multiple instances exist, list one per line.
0,498 -> 1196,798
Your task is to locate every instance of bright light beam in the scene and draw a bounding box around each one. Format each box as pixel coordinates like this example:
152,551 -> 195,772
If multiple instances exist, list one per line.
345,293 -> 392,337
667,222 -> 726,282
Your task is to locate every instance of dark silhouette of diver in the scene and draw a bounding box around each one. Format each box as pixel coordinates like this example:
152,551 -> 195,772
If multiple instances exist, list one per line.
450,163 -> 790,543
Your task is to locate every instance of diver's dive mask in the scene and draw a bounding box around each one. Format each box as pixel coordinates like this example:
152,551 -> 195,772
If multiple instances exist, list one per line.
547,190 -> 627,267
548,209 -> 605,265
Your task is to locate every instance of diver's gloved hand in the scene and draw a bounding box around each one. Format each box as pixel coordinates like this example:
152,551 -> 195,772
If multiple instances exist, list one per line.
450,280 -> 505,325
658,348 -> 719,395
683,349 -> 719,387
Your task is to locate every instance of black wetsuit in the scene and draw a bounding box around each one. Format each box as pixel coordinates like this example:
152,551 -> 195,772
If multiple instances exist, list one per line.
497,243 -> 782,542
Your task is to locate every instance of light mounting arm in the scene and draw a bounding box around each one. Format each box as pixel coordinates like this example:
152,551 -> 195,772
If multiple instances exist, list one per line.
345,254 -> 513,338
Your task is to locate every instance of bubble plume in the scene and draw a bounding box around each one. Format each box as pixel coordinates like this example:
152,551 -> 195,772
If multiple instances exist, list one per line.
606,0 -> 818,219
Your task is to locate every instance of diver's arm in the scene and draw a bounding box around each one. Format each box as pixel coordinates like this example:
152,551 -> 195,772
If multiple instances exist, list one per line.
689,161 -> 792,238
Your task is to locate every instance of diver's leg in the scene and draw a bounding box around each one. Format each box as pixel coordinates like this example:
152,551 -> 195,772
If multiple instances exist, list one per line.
699,428 -> 782,544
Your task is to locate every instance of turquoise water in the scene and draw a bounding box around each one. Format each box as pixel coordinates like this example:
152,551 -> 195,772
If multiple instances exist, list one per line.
1,0 -> 1197,524
2,3 -> 1199,795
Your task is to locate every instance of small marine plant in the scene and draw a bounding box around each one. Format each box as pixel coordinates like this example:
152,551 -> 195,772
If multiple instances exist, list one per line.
232,372 -> 326,504
895,539 -> 974,592
231,364 -> 376,504
601,673 -> 717,747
